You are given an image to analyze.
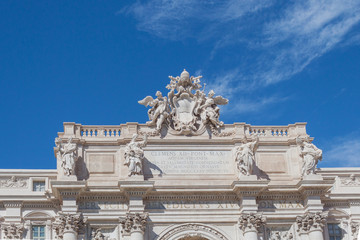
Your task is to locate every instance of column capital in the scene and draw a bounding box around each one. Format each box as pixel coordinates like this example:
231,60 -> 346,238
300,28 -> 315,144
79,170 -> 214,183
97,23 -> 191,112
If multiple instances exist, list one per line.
52,212 -> 86,239
1,223 -> 24,239
296,212 -> 327,234
120,212 -> 148,236
351,221 -> 360,240
238,213 -> 266,234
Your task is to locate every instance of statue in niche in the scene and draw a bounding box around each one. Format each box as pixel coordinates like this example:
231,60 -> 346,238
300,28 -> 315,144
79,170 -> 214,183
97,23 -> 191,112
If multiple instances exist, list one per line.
234,138 -> 259,177
58,138 -> 78,176
199,90 -> 228,129
296,137 -> 322,176
138,91 -> 170,132
124,134 -> 148,176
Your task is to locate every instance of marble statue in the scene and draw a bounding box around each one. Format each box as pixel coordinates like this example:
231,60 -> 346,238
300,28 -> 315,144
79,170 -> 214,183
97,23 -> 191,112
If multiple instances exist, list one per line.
234,138 -> 259,177
297,137 -> 322,177
200,90 -> 228,129
59,138 -> 78,176
124,134 -> 148,176
139,70 -> 228,135
138,91 -> 169,132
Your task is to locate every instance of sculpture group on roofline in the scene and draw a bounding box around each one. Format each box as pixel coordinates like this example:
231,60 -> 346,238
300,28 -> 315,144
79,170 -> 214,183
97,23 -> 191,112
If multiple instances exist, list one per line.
139,69 -> 228,136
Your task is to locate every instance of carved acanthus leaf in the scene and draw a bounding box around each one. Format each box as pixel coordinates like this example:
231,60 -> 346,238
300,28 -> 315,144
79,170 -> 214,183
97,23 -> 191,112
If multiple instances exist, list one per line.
52,212 -> 85,239
120,212 -> 148,235
238,213 -> 266,233
1,223 -> 24,239
296,212 -> 327,233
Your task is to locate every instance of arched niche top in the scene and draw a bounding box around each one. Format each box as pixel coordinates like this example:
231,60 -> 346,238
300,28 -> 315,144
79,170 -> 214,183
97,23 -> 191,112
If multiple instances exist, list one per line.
23,211 -> 54,220
157,223 -> 231,240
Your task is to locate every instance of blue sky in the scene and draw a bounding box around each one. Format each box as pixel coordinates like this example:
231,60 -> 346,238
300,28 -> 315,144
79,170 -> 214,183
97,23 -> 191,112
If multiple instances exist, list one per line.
0,1 -> 359,169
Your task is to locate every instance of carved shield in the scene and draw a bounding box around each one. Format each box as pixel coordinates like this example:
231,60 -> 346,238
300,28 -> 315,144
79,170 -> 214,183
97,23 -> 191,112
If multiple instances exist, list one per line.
173,93 -> 196,124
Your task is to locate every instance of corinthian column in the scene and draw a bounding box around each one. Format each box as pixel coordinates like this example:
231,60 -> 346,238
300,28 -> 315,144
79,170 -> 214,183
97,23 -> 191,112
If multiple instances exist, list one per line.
296,212 -> 327,240
121,212 -> 148,240
53,212 -> 85,240
238,213 -> 266,240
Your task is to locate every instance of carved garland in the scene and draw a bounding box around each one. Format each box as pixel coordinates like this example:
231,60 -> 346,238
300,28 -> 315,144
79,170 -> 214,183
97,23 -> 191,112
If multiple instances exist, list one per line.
158,223 -> 229,240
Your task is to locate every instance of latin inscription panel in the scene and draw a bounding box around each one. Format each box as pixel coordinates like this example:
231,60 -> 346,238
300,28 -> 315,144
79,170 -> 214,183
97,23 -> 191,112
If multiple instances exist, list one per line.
143,150 -> 234,175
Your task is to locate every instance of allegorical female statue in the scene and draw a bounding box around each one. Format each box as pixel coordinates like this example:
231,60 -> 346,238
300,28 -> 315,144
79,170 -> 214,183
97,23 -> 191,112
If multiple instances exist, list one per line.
297,137 -> 322,176
234,138 -> 258,177
59,138 -> 77,176
124,134 -> 148,176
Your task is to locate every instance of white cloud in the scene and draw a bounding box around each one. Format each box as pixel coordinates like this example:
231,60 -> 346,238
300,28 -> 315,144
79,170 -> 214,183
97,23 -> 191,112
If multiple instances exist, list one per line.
122,0 -> 360,114
260,0 -> 360,84
324,136 -> 360,167
122,0 -> 272,41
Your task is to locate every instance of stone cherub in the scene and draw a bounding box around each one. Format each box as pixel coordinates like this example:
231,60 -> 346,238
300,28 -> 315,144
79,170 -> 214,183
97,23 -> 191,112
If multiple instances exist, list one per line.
296,137 -> 322,177
234,137 -> 259,177
124,134 -> 148,176
199,90 -> 228,129
58,138 -> 78,176
138,91 -> 169,132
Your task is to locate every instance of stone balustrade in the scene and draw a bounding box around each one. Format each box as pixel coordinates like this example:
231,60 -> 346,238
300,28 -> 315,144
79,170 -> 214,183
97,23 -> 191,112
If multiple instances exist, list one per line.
57,122 -> 308,141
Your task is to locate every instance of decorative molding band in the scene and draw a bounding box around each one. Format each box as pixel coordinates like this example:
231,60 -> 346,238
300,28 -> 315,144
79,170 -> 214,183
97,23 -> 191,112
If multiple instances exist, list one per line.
158,223 -> 229,240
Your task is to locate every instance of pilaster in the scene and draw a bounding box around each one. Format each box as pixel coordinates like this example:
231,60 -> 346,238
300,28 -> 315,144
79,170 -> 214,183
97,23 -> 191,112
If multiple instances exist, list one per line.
296,212 -> 327,240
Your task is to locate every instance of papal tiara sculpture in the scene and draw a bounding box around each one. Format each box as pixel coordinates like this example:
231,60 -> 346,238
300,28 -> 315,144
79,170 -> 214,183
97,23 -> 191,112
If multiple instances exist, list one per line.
138,69 -> 229,136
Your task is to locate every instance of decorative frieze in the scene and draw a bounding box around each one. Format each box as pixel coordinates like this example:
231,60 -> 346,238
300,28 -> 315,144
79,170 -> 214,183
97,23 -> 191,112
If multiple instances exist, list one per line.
52,212 -> 85,239
120,212 -> 148,235
1,223 -> 24,239
341,174 -> 360,186
0,176 -> 27,188
296,212 -> 327,233
238,213 -> 266,233
267,228 -> 294,240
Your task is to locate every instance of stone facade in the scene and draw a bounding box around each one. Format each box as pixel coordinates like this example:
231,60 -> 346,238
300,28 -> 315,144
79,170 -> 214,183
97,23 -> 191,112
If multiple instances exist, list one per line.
0,70 -> 359,240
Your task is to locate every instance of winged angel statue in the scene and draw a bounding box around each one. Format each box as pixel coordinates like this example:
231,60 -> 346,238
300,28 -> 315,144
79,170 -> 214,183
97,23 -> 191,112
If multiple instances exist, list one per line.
138,70 -> 228,135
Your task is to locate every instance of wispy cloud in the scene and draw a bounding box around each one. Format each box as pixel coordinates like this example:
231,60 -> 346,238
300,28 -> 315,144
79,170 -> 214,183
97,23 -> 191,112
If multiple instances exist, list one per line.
260,0 -> 360,84
324,134 -> 360,167
122,0 -> 360,114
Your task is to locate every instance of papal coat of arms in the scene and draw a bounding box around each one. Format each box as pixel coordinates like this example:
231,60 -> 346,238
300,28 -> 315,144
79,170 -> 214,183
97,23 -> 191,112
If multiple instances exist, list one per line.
138,69 -> 228,136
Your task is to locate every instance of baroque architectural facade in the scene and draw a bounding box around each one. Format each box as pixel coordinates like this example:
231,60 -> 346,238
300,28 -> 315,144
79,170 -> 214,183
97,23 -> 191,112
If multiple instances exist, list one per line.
0,70 -> 360,240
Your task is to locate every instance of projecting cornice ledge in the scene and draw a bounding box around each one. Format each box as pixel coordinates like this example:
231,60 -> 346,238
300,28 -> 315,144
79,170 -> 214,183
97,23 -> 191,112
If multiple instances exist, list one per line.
50,180 -> 87,200
232,177 -> 269,197
118,180 -> 154,198
296,175 -> 334,196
